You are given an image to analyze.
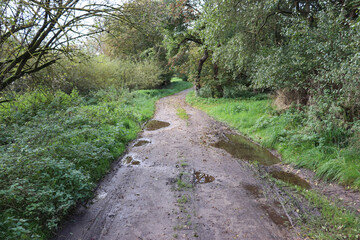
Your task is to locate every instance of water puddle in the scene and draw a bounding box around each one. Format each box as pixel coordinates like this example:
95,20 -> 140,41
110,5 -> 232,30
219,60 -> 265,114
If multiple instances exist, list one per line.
95,191 -> 108,200
124,156 -> 133,164
145,120 -> 170,131
270,170 -> 311,189
260,204 -> 289,226
194,171 -> 215,184
211,134 -> 280,166
243,184 -> 289,227
134,140 -> 150,147
243,183 -> 263,198
131,160 -> 141,165
123,156 -> 141,166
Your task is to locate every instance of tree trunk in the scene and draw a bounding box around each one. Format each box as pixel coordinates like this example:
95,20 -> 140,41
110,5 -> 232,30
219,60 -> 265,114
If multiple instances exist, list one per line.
195,49 -> 209,96
213,62 -> 223,98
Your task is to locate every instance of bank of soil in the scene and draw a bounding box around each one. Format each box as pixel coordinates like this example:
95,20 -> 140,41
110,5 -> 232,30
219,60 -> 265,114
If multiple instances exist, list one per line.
54,89 -> 301,240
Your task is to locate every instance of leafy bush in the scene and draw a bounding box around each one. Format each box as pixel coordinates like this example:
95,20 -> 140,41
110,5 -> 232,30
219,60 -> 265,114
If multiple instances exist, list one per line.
187,90 -> 360,189
0,79 -> 192,239
63,56 -> 166,93
15,55 -> 168,94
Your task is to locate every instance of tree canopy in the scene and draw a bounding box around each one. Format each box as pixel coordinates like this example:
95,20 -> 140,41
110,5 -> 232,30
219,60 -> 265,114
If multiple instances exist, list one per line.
0,0 -> 122,91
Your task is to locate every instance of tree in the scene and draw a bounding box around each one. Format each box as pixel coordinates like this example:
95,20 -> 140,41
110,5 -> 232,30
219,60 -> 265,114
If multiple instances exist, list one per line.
0,0 -> 121,92
102,0 -> 166,59
102,0 -> 178,86
163,0 -> 217,95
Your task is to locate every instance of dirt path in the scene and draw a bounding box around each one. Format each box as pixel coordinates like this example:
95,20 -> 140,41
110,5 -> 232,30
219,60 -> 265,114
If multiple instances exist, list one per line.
54,89 -> 296,240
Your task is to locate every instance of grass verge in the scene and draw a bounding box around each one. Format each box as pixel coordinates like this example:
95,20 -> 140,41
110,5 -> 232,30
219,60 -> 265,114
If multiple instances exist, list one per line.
186,90 -> 360,239
273,179 -> 360,239
0,79 -> 192,240
186,91 -> 360,189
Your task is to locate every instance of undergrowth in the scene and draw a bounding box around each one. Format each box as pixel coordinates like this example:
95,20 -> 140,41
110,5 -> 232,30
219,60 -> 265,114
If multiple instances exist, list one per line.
0,78 -> 192,240
273,179 -> 360,240
186,91 -> 360,189
186,90 -> 360,238
301,189 -> 360,239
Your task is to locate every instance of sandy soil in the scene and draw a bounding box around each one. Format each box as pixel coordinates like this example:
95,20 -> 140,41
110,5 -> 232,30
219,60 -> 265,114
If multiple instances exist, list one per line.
54,89 -> 298,240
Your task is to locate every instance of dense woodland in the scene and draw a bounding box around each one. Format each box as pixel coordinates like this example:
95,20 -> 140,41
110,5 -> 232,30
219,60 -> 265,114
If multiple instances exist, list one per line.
1,0 -> 360,239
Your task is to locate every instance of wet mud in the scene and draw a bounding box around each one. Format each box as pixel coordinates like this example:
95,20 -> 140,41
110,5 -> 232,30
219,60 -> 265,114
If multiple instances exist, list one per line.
270,170 -> 311,189
211,134 -> 280,166
194,171 -> 215,184
54,89 -> 296,240
124,156 -> 133,164
212,134 -> 311,190
243,183 -> 263,198
260,204 -> 290,227
134,140 -> 150,147
123,156 -> 141,166
243,183 -> 290,227
145,120 -> 170,131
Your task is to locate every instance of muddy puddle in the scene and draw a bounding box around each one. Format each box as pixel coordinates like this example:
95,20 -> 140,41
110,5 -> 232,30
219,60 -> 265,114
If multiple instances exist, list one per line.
243,183 -> 263,198
260,204 -> 289,227
134,140 -> 150,147
211,134 -> 280,166
270,170 -> 311,189
243,183 -> 289,227
194,171 -> 215,184
145,120 -> 170,131
123,156 -> 141,166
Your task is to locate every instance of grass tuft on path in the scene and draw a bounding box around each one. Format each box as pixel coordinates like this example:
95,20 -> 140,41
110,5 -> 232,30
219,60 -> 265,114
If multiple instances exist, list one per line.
177,108 -> 189,121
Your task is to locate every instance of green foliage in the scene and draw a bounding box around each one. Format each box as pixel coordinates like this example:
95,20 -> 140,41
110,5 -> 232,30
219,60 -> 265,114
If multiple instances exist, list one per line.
192,0 -> 360,128
302,190 -> 360,239
0,79 -> 192,239
176,179 -> 193,189
187,91 -> 360,189
177,195 -> 189,204
103,0 -> 165,59
27,55 -> 166,94
272,180 -> 360,239
177,108 -> 189,121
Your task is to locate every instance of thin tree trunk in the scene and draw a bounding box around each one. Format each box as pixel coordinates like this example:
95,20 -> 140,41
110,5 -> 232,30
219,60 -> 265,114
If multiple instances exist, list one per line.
213,62 -> 223,97
195,49 -> 209,96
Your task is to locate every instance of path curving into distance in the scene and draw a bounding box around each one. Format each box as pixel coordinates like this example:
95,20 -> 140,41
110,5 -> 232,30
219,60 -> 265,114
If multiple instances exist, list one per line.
54,88 -> 296,240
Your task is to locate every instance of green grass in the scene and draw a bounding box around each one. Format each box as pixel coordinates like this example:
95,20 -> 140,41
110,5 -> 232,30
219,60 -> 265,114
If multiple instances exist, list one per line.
301,189 -> 360,239
186,90 -> 360,239
0,79 -> 192,240
177,195 -> 189,204
177,179 -> 193,189
186,91 -> 360,189
273,179 -> 360,240
177,108 -> 189,121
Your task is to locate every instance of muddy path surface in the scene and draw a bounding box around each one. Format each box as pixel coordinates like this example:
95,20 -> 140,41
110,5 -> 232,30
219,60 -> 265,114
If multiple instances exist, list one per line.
54,89 -> 297,240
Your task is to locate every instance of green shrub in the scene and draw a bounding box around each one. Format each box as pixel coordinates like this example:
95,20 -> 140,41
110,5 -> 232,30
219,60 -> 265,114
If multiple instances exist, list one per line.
187,90 -> 360,189
0,79 -> 192,239
63,56 -> 165,93
14,55 -> 168,94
